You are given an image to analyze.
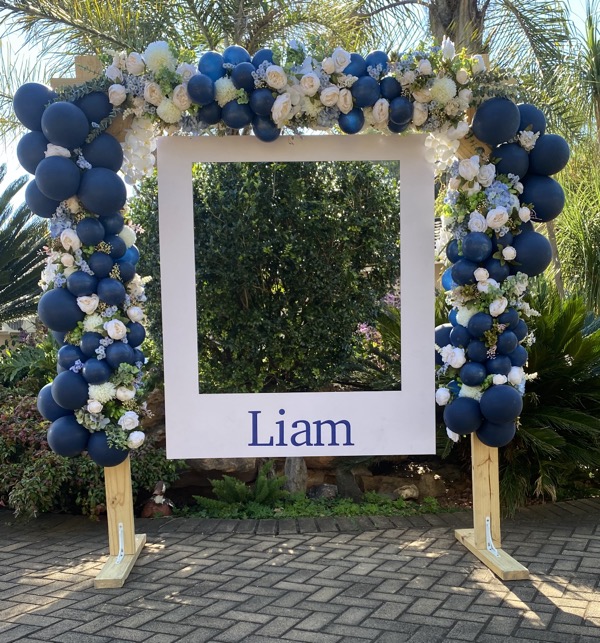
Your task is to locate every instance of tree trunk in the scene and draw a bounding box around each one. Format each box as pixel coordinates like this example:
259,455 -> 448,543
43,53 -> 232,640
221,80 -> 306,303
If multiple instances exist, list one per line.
428,0 -> 486,53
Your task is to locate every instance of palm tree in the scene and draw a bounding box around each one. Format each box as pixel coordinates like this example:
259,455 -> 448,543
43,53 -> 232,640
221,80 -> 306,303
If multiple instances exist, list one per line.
0,164 -> 47,323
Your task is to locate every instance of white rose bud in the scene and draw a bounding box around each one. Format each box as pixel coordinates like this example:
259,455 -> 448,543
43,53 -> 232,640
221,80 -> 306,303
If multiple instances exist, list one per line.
486,206 -> 510,230
502,246 -> 517,261
265,65 -> 287,90
127,306 -> 145,323
321,57 -> 335,74
60,228 -> 81,252
118,410 -> 139,431
519,206 -> 531,222
127,430 -> 145,449
320,85 -> 340,107
45,144 -> 71,158
125,52 -> 145,75
271,92 -> 292,126
108,84 -> 127,106
417,58 -> 433,75
116,386 -> 136,401
61,253 -> 75,267
493,374 -> 508,386
337,88 -> 353,114
87,400 -> 103,414
105,64 -> 123,82
77,294 -> 100,314
372,98 -> 389,124
456,68 -> 470,84
104,319 -> 127,340
458,155 -> 480,181
474,267 -> 489,282
300,72 -> 321,97
435,387 -> 451,406
331,47 -> 351,73
172,84 -> 192,111
489,296 -> 509,317
412,102 -> 428,126
144,81 -> 164,106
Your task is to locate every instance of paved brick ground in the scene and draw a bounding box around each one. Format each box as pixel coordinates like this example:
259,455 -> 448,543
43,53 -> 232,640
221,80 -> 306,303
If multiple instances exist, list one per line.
1,499 -> 600,642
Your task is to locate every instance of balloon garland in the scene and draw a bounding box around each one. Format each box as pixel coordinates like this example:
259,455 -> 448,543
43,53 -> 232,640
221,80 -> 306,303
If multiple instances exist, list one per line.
12,38 -> 568,465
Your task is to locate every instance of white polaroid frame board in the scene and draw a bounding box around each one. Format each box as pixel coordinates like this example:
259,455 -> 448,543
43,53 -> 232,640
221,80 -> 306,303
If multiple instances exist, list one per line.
157,135 -> 435,458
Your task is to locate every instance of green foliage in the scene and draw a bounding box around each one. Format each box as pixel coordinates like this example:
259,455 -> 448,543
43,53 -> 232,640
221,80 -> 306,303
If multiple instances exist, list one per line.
0,329 -> 57,394
131,161 -> 399,392
0,390 -> 181,518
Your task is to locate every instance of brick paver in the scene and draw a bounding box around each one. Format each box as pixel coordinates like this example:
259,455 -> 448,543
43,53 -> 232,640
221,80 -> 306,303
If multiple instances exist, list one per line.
1,499 -> 600,641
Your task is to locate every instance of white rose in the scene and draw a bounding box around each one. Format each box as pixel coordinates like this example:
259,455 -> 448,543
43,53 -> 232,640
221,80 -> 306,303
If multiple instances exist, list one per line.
490,296 -> 509,317
104,319 -> 127,340
477,164 -> 496,187
265,65 -> 287,90
127,430 -> 145,449
412,102 -> 428,126
400,70 -> 416,87
458,88 -> 473,104
87,400 -> 103,414
105,64 -> 123,82
172,84 -> 192,111
108,84 -> 127,107
118,410 -> 139,431
320,85 -> 340,107
118,225 -> 137,248
486,206 -> 509,230
468,211 -> 488,233
502,246 -> 517,261
372,98 -> 389,124
435,387 -> 451,406
456,68 -> 470,85
45,144 -> 71,158
60,229 -> 81,252
337,88 -> 353,114
440,345 -> 466,369
465,182 -> 481,197
127,306 -> 144,322
477,279 -> 498,293
331,47 -> 351,73
77,294 -> 100,314
177,62 -> 197,82
519,207 -> 531,222
474,267 -> 489,282
124,52 -> 144,75
472,54 -> 486,74
64,196 -> 80,214
61,253 -> 74,267
493,374 -> 508,386
144,82 -> 164,107
271,92 -> 292,126
116,386 -> 136,401
514,181 -> 524,194
417,58 -> 432,75
508,366 -> 525,386
458,155 -> 480,181
441,37 -> 455,61
412,88 -> 432,103
300,72 -> 321,97
112,51 -> 126,69
321,57 -> 335,74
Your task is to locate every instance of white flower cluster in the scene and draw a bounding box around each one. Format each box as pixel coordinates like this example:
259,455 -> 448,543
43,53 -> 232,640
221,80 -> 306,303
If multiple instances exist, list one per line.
122,117 -> 157,184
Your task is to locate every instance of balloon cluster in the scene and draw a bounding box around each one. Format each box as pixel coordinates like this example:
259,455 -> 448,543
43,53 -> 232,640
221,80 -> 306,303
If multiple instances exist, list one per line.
13,82 -> 146,467
437,97 -> 569,447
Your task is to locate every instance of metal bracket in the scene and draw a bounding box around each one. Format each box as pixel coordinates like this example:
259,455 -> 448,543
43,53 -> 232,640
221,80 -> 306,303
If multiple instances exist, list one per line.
485,516 -> 499,557
115,522 -> 125,564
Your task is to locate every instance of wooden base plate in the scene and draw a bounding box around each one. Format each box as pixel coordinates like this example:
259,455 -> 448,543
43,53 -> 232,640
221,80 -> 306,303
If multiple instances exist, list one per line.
455,528 -> 529,581
94,533 -> 147,589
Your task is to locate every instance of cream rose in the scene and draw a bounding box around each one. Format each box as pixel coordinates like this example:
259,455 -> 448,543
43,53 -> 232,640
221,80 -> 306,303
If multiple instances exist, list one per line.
518,206 -> 531,222
320,85 -> 340,107
300,72 -> 321,97
126,52 -> 145,75
372,98 -> 389,124
412,88 -> 432,103
77,294 -> 100,314
172,84 -> 192,111
265,65 -> 287,90
412,102 -> 428,126
271,92 -> 292,126
321,57 -> 335,74
474,267 -> 489,282
337,88 -> 353,114
331,47 -> 351,73
104,319 -> 127,340
486,207 -> 509,230
64,196 -> 80,213
87,400 -> 103,414
118,410 -> 139,431
400,70 -> 416,87
144,82 -> 164,107
116,386 -> 136,402
108,84 -> 127,106
61,253 -> 75,267
489,296 -> 509,317
502,246 -> 517,261
456,68 -> 470,84
127,430 -> 145,449
105,64 -> 122,82
60,229 -> 81,252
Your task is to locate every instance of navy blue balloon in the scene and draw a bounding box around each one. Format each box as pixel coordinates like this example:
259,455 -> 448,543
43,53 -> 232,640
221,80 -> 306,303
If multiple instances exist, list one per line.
121,245 -> 140,265
57,344 -> 85,369
198,101 -> 222,125
99,212 -> 124,235
79,168 -> 127,215
47,415 -> 90,457
380,77 -> 401,100
17,131 -> 49,174
97,277 -> 126,305
498,307 -> 519,329
389,96 -> 412,125
365,50 -> 388,71
450,325 -> 471,348
435,323 -> 452,365
493,143 -> 529,179
443,397 -> 483,435
480,385 -> 523,423
477,420 -> 516,447
127,322 -> 146,347
472,97 -> 520,147
41,101 -> 89,149
38,288 -> 84,332
66,271 -> 98,297
514,319 -> 528,342
13,83 -> 57,131
75,91 -> 112,125
133,348 -> 145,365
198,51 -> 225,81
105,341 -> 136,369
252,116 -> 280,142
388,119 -> 409,134
494,230 -> 513,249
82,358 -> 112,384
231,62 -> 256,92
82,133 -> 123,172
448,380 -> 461,396
76,217 -> 105,246
87,431 -> 128,467
117,261 -> 136,283
451,259 -> 477,285
51,370 -> 89,409
441,267 -> 457,291
51,331 -> 67,346
511,231 -> 553,276
351,76 -> 380,107
104,234 -> 127,259
518,103 -> 546,136
25,179 -> 60,218
529,134 -> 570,176
249,88 -> 275,116
468,312 -> 493,338
343,53 -> 367,77
35,156 -> 80,201
521,175 -> 565,222
460,362 -> 487,386
223,45 -> 251,65
462,232 -> 493,263
338,108 -> 364,134
484,257 -> 510,283
252,49 -> 274,67
80,332 -> 103,358
448,308 -> 459,326
222,101 -> 253,129
187,74 -> 215,105
485,355 -> 512,375
446,239 -> 462,263
466,340 -> 488,363
497,331 -> 518,355
508,345 -> 528,367
88,251 -> 114,278
37,383 -> 72,421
